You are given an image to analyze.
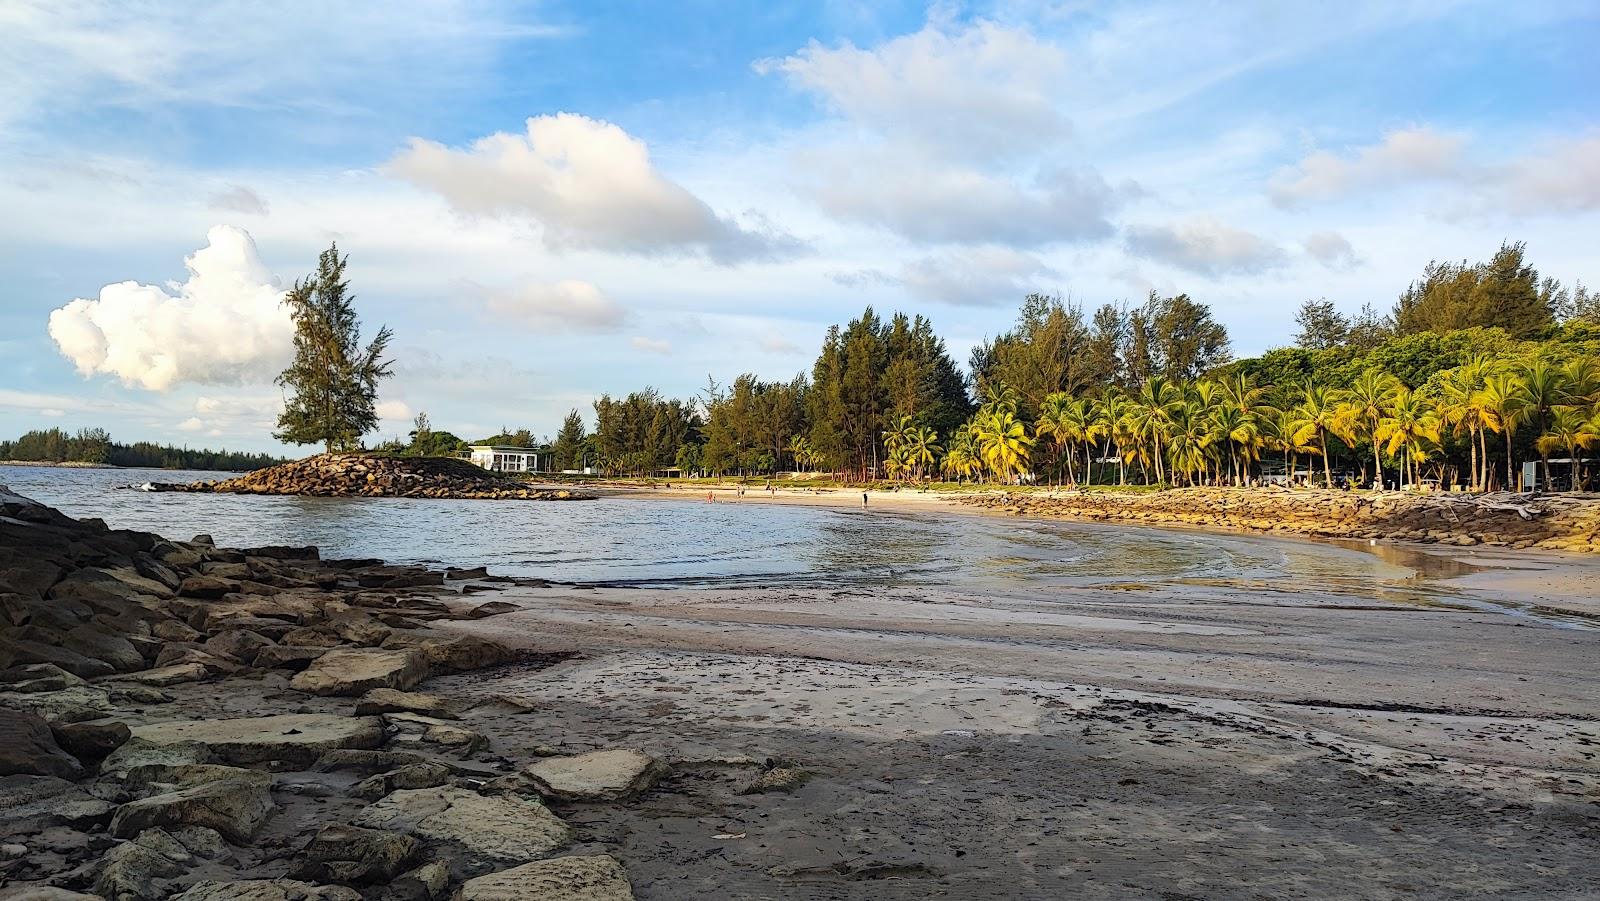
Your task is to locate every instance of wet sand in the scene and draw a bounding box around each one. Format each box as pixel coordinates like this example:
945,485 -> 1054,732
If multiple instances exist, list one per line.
418,522 -> 1600,899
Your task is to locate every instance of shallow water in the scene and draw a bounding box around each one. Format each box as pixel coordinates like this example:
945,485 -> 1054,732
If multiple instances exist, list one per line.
2,464 -> 1425,592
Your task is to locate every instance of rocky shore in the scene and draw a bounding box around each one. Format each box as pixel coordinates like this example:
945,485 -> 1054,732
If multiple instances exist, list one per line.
0,486 -> 641,900
171,455 -> 595,502
964,486 -> 1600,552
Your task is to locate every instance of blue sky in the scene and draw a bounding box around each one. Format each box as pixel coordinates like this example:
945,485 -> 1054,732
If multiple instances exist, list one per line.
2,0 -> 1596,453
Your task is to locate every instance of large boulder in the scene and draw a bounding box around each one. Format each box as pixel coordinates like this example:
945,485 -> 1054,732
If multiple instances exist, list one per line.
0,708 -> 84,779
350,762 -> 454,801
60,625 -> 146,673
0,636 -> 115,679
289,823 -> 421,885
127,714 -> 385,767
351,787 -> 570,873
0,774 -> 114,834
521,750 -> 665,802
384,634 -> 512,674
169,881 -> 361,901
455,855 -> 635,901
290,648 -> 428,697
51,719 -> 132,764
110,770 -> 274,843
93,827 -> 194,900
253,645 -> 328,671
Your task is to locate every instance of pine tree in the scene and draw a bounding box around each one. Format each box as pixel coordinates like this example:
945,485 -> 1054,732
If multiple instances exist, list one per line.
552,410 -> 587,470
274,244 -> 394,452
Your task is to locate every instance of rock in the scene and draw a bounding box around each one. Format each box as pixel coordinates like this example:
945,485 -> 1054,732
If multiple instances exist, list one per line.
0,683 -> 117,723
0,888 -> 104,899
202,630 -> 274,665
253,645 -> 328,671
0,663 -> 85,693
355,688 -> 457,719
455,855 -> 635,901
100,739 -> 218,777
385,634 -> 513,674
169,825 -> 232,861
351,787 -> 570,873
289,823 -> 421,885
51,719 -> 132,764
325,614 -> 391,647
114,662 -> 211,687
739,766 -> 810,795
0,774 -> 114,833
60,625 -> 145,673
176,576 -> 238,599
0,708 -> 83,779
384,713 -> 487,756
94,827 -> 193,900
169,880 -> 362,901
291,647 -> 428,697
521,750 -> 665,802
151,619 -> 202,642
127,714 -> 385,767
465,601 -> 518,619
351,763 -> 454,800
390,859 -> 452,901
152,645 -> 239,674
0,636 -> 116,679
111,771 -> 274,843
122,762 -> 269,793
313,748 -> 431,774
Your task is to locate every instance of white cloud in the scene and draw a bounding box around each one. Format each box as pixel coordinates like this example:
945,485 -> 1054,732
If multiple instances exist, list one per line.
1125,218 -> 1288,276
1269,127 -> 1466,207
758,19 -> 1069,163
758,335 -> 802,355
47,225 -> 293,391
389,113 -> 803,263
629,336 -> 671,355
208,185 -> 268,216
895,248 -> 1060,307
177,416 -> 203,432
483,279 -> 628,333
1490,134 -> 1600,215
376,400 -> 412,421
1304,230 -> 1359,269
763,18 -> 1124,249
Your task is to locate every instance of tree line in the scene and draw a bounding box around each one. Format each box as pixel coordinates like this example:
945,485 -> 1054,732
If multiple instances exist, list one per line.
0,427 -> 284,471
542,241 -> 1597,491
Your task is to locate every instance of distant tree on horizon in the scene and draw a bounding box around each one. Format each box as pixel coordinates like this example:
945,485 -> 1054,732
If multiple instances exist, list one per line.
274,244 -> 394,453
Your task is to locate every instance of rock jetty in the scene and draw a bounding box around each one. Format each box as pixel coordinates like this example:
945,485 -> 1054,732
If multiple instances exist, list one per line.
964,487 -> 1600,552
0,485 -> 640,899
173,454 -> 594,501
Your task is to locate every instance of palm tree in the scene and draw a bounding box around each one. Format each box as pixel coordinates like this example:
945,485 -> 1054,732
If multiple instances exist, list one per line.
1292,384 -> 1343,488
1165,399 -> 1215,486
1339,368 -> 1402,489
1033,392 -> 1075,485
1375,387 -> 1441,489
1131,376 -> 1182,484
1536,407 -> 1600,491
1479,370 -> 1527,490
905,425 -> 941,480
975,407 -> 1034,484
1516,360 -> 1571,490
1101,391 -> 1137,486
1435,357 -> 1492,490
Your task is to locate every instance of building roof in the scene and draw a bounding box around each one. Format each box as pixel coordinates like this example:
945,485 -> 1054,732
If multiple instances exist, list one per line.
469,445 -> 541,453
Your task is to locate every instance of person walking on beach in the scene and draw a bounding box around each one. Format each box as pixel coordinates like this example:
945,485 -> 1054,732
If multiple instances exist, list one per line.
861,492 -> 868,510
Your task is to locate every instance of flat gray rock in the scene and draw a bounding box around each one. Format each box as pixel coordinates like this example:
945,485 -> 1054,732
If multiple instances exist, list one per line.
169,880 -> 361,901
351,786 -> 570,871
522,750 -> 665,802
128,714 -> 384,767
456,854 -> 635,901
111,772 -> 274,843
290,648 -> 428,697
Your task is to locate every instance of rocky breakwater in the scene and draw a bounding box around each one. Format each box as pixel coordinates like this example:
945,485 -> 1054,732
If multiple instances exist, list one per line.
0,484 -> 646,899
964,487 -> 1600,552
173,454 -> 595,501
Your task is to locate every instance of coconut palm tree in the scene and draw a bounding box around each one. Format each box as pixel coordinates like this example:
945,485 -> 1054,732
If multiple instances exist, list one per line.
1165,399 -> 1216,486
1479,370 -> 1527,490
1435,357 -> 1492,490
1033,392 -> 1075,485
1375,387 -> 1441,489
1292,384 -> 1344,488
905,425 -> 941,480
1516,360 -> 1571,490
1338,368 -> 1402,489
1536,407 -> 1600,491
1101,390 -> 1137,486
974,407 -> 1034,484
1131,376 -> 1182,484
1208,401 -> 1258,486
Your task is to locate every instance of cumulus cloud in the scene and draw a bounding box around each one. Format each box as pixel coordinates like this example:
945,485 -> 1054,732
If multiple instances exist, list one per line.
47,225 -> 293,391
208,185 -> 268,216
483,279 -> 628,333
376,400 -> 412,421
177,416 -> 204,432
629,336 -> 671,355
1125,218 -> 1287,276
1269,127 -> 1466,207
1489,134 -> 1600,215
1304,230 -> 1359,269
389,113 -> 803,263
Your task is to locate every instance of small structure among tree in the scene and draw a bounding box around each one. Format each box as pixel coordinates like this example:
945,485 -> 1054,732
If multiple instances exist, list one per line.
274,244 -> 394,452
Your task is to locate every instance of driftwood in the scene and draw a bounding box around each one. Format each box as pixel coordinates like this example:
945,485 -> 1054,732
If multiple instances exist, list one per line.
1434,490 -> 1546,521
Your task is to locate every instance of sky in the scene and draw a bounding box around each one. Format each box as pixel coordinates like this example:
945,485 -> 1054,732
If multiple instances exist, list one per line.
2,0 -> 1597,454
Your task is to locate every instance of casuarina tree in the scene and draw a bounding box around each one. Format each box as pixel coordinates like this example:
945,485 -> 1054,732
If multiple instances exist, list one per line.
274,244 -> 394,452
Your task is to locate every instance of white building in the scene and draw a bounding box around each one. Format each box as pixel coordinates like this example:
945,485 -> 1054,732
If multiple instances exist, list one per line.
468,445 -> 544,473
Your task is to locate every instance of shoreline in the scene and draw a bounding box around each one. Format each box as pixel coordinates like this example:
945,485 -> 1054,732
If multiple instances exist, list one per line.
5,485 -> 1600,897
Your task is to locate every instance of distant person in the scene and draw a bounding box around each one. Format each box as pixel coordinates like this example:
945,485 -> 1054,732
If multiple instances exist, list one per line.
862,491 -> 868,510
